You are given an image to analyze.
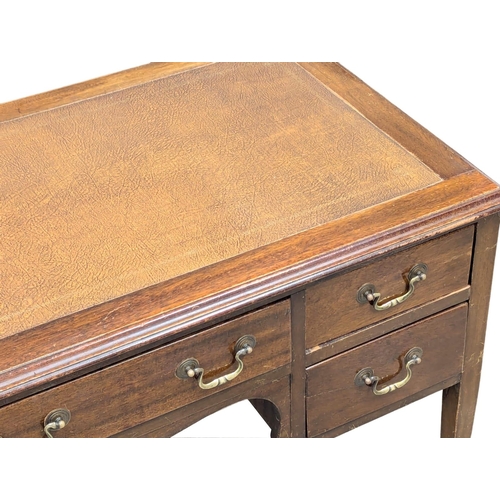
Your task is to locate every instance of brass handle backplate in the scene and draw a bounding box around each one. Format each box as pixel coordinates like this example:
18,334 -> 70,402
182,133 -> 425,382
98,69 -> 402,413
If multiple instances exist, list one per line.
175,335 -> 256,390
354,347 -> 423,396
44,408 -> 71,438
357,263 -> 428,312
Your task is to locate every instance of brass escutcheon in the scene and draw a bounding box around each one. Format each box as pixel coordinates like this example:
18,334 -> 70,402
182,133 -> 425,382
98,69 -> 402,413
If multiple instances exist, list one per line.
43,408 -> 71,438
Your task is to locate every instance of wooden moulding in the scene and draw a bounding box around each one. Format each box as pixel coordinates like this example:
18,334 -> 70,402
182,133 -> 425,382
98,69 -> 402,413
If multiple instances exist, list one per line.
1,62 -> 442,338
0,62 -> 212,122
0,302 -> 291,438
1,63 -> 500,408
0,171 -> 499,407
298,63 -> 474,180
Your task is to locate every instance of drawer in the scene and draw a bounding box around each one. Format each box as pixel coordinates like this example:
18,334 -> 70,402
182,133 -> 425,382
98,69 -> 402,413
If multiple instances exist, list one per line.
306,304 -> 468,437
0,301 -> 290,438
305,226 -> 474,349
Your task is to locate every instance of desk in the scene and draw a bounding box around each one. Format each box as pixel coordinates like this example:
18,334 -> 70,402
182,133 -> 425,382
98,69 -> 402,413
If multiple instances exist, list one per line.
1,63 -> 499,437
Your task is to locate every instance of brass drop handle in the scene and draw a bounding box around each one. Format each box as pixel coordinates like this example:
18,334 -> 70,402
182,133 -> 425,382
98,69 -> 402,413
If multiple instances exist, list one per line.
355,347 -> 423,396
176,335 -> 256,390
43,409 -> 71,438
357,264 -> 428,312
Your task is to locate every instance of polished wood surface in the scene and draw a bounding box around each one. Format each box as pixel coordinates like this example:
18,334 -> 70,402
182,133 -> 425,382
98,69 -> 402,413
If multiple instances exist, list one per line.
1,171 -> 497,407
1,63 -> 499,439
306,305 -> 468,437
0,63 -> 212,122
442,214 -> 500,437
317,376 -> 461,438
290,291 -> 307,437
0,301 -> 290,437
298,63 -> 473,179
0,62 -> 441,338
307,286 -> 471,366
305,225 -> 474,348
114,374 -> 291,438
1,63 -> 499,407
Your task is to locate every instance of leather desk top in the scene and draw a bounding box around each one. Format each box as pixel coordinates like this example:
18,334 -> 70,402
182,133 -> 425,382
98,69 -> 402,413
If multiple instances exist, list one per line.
1,62 -> 441,337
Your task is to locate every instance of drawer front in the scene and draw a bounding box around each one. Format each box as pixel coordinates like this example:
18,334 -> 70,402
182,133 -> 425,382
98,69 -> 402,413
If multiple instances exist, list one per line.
306,304 -> 468,437
305,226 -> 474,349
0,301 -> 290,438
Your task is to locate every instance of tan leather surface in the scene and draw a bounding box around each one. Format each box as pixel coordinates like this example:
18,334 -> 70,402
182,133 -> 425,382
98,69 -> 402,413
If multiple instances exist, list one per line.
0,63 -> 441,337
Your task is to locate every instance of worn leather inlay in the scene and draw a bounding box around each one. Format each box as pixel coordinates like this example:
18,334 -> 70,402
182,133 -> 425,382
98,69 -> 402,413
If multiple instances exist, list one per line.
0,63 -> 441,337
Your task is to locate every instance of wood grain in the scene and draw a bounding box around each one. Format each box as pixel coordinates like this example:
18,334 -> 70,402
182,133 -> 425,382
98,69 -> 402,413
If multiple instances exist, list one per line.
305,226 -> 474,348
299,63 -> 474,179
306,286 -> 471,366
317,376 -> 460,438
290,291 -> 306,437
0,63 -> 499,439
0,171 -> 498,407
0,301 -> 290,437
442,214 -> 500,437
306,305 -> 468,437
113,372 -> 291,438
0,63 -> 212,122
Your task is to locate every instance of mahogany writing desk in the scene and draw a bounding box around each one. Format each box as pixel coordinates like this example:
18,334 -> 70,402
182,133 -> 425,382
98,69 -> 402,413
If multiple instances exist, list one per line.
1,63 -> 499,438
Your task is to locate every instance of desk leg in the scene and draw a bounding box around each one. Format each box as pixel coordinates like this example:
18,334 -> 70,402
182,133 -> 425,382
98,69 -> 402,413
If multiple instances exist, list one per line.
442,214 -> 499,437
